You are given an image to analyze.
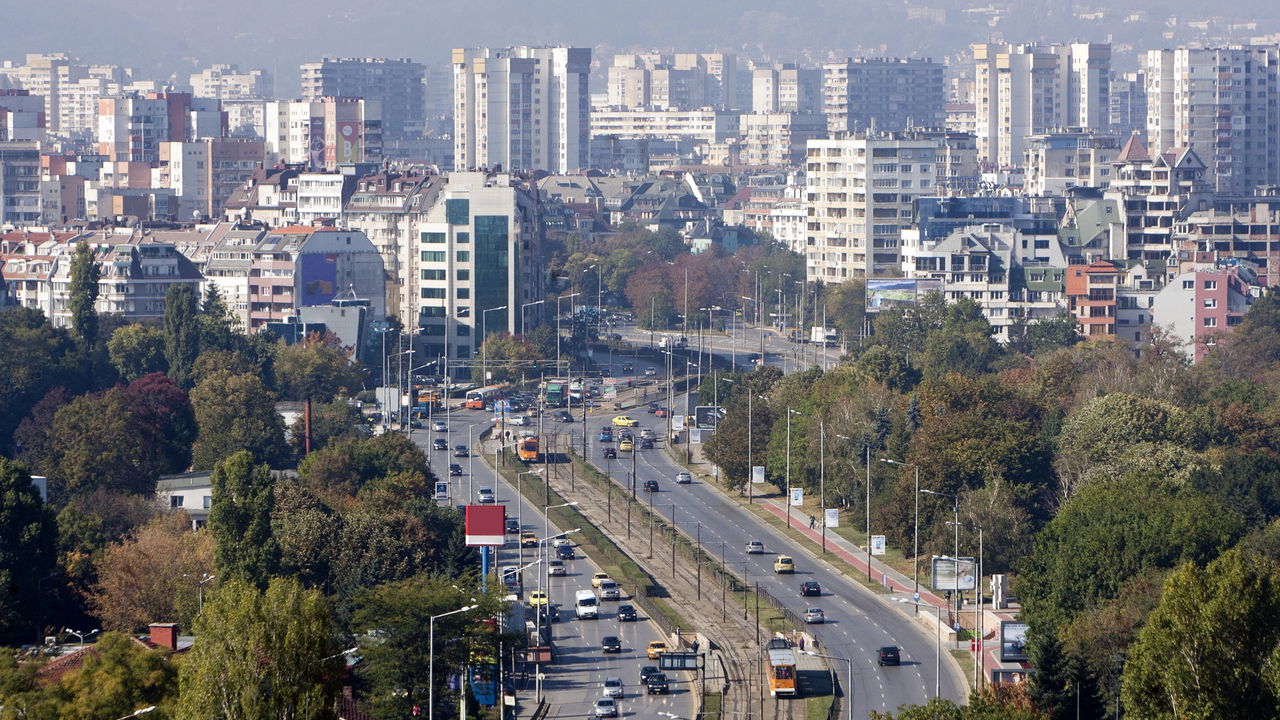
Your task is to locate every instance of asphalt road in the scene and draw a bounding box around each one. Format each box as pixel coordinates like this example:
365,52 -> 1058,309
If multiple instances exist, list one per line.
615,322 -> 843,374
571,360 -> 968,717
413,409 -> 697,720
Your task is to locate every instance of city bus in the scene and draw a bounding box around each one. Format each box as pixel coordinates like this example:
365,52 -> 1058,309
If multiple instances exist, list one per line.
465,385 -> 507,409
767,646 -> 798,697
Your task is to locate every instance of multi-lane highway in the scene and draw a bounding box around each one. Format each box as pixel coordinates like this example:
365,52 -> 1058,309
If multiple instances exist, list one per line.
573,356 -> 968,717
413,408 -> 697,720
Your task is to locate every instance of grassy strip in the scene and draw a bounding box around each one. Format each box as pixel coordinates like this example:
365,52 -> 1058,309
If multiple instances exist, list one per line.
701,691 -> 723,720
806,693 -> 837,720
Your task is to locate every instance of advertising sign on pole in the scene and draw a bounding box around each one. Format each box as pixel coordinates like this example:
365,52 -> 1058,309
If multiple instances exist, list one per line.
789,488 -> 804,506
464,505 -> 506,546
823,508 -> 839,527
751,466 -> 766,484
1000,622 -> 1030,662
931,556 -> 977,591
871,534 -> 886,555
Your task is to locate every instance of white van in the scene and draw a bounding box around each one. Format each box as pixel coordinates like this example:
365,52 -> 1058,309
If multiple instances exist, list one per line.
574,589 -> 598,619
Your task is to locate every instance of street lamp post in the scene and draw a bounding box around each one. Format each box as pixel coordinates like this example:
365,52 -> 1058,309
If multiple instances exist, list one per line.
923,489 -> 960,614
834,434 -> 872,580
114,707 -> 157,720
555,293 -> 580,374
182,572 -> 217,613
521,299 -> 544,336
949,521 -> 985,691
429,603 -> 479,720
896,598 -> 944,698
799,650 -> 853,720
790,409 -> 825,552
64,627 -> 98,650
480,305 -> 509,384
536,522 -> 578,702
515,470 -> 544,565
881,458 -> 921,613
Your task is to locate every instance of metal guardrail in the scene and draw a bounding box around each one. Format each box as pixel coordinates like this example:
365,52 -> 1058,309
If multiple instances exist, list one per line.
529,697 -> 550,720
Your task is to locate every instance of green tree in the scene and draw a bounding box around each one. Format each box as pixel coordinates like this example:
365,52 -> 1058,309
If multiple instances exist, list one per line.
163,285 -> 201,388
176,577 -> 340,720
1122,549 -> 1280,718
0,307 -> 82,451
1188,451 -> 1280,527
824,278 -> 866,348
0,458 -> 57,646
275,334 -> 364,401
207,452 -> 279,589
190,370 -> 287,470
67,240 -> 100,349
297,433 -> 431,499
475,333 -> 538,383
853,345 -> 918,391
287,399 -> 364,458
198,284 -> 237,354
1011,313 -> 1081,357
352,575 -> 498,720
108,324 -> 168,381
55,630 -> 178,720
1053,393 -> 1188,499
42,387 -> 157,501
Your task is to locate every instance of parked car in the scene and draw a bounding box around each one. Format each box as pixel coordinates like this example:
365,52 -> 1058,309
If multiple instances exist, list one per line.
453,445 -> 469,457
603,447 -> 618,459
593,697 -> 618,718
601,635 -> 622,653
645,673 -> 669,695
805,607 -> 826,624
676,471 -> 692,484
477,487 -> 495,504
643,479 -> 659,492
617,604 -> 637,621
878,646 -> 901,666
800,581 -> 822,597
448,463 -> 463,476
432,438 -> 449,450
746,540 -> 765,554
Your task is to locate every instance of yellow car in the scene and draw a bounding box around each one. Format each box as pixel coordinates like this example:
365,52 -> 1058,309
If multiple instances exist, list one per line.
647,640 -> 668,659
528,590 -> 549,607
520,531 -> 538,548
591,572 -> 611,588
612,415 -> 639,427
774,556 -> 795,574
619,439 -> 634,452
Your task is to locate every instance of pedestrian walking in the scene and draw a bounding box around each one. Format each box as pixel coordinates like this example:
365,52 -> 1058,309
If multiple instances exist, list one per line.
798,636 -> 805,651
808,515 -> 816,529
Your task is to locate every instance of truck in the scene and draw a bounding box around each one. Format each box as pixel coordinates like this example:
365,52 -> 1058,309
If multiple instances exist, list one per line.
544,381 -> 567,408
810,326 -> 839,347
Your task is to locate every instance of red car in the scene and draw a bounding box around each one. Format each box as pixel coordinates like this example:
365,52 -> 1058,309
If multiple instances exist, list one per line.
655,408 -> 669,418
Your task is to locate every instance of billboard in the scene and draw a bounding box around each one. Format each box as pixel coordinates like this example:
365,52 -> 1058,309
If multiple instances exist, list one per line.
694,405 -> 724,430
823,508 -> 838,528
871,535 -> 886,555
298,252 -> 339,307
931,556 -> 976,591
1000,622 -> 1029,662
789,488 -> 804,506
751,465 -> 765,484
465,505 -> 506,546
337,120 -> 360,164
866,278 -> 944,312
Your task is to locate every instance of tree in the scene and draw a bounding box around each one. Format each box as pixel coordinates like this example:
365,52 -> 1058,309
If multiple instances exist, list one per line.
824,278 -> 867,347
1011,313 -> 1081,357
42,387 -> 158,501
1187,451 -> 1280,528
275,334 -> 363,401
0,307 -> 82,452
91,512 -> 215,632
67,240 -> 101,349
198,284 -> 237,354
176,577 -> 340,720
163,284 -> 201,388
474,333 -> 538,383
121,373 -> 197,477
13,386 -> 70,469
55,631 -> 178,720
1121,549 -> 1280,718
108,324 -> 168,381
297,433 -> 431,499
352,575 -> 498,720
1053,393 -> 1187,500
190,370 -> 287,470
287,399 -> 364,458
207,452 -> 279,589
0,458 -> 57,646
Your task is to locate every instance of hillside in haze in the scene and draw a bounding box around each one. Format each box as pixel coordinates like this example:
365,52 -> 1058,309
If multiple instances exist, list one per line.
7,0 -> 1280,86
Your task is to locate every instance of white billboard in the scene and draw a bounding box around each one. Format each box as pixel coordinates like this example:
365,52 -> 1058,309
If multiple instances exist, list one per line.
751,466 -> 765,484
931,556 -> 976,591
871,535 -> 886,555
823,508 -> 839,528
789,488 -> 804,506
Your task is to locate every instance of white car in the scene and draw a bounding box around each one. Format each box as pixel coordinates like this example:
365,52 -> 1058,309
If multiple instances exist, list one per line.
602,677 -> 624,698
746,540 -> 765,554
432,421 -> 448,432
507,415 -> 529,426
548,559 -> 566,576
805,607 -> 826,624
676,471 -> 692,484
477,487 -> 495,503
553,538 -> 573,549
593,697 -> 618,717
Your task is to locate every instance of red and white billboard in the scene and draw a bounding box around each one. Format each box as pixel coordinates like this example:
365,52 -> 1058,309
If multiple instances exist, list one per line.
465,505 -> 506,547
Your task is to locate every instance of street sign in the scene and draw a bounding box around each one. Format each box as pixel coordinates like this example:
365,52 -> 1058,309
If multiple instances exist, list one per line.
659,651 -> 700,671
871,535 -> 886,555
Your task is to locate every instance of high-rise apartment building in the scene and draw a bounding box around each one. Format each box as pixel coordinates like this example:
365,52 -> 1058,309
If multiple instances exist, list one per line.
0,141 -> 41,225
264,98 -> 382,171
300,58 -> 424,140
1109,71 -> 1146,137
97,93 -> 224,163
823,57 -> 945,135
605,52 -> 737,110
191,64 -> 271,101
752,65 -> 821,114
1145,46 -> 1280,194
453,47 -> 591,173
804,133 -> 940,280
972,43 -> 1112,166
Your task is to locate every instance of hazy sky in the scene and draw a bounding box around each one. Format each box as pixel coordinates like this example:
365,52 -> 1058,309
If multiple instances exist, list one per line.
7,0 -> 1280,90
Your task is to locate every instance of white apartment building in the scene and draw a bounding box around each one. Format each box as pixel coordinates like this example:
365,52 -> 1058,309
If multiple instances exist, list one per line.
804,134 -> 939,281
972,43 -> 1111,167
823,57 -> 946,135
741,112 -> 826,166
264,98 -> 382,170
190,64 -> 271,101
453,46 -> 591,174
590,109 -> 740,145
1145,46 -> 1280,194
300,58 -> 423,140
752,66 -> 821,115
1023,130 -> 1121,196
